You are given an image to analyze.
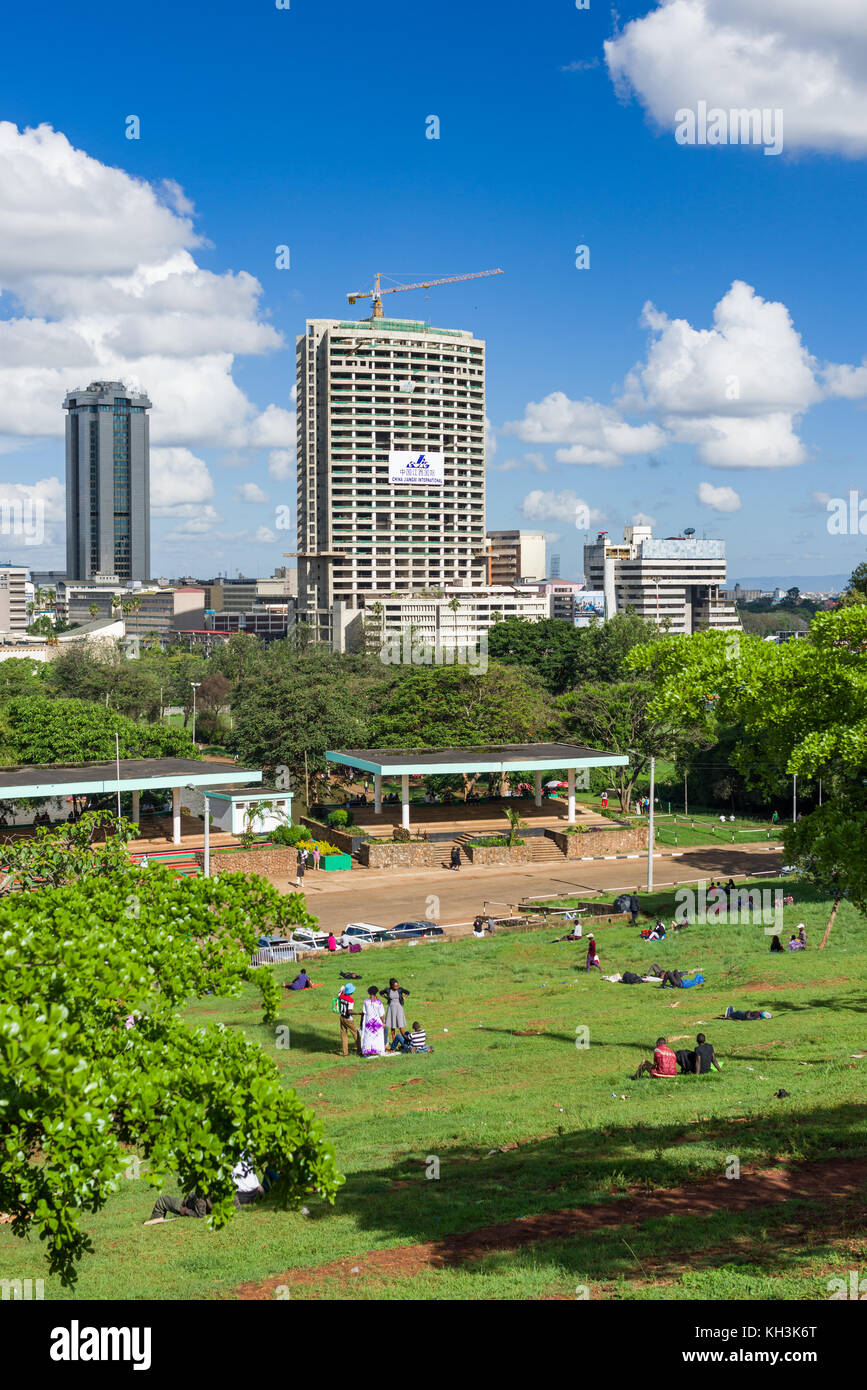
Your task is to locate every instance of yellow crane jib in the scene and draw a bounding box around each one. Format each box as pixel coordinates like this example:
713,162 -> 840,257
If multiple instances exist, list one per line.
347,268 -> 503,318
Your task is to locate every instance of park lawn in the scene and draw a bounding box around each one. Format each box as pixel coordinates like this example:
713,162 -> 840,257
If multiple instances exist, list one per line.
2,879 -> 866,1301
654,824 -> 779,849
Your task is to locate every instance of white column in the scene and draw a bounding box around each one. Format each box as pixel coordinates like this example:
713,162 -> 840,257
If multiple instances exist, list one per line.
401,774 -> 410,830
374,774 -> 382,814
172,787 -> 181,846
534,771 -> 542,808
203,800 -> 210,878
567,768 -> 576,824
131,790 -> 140,824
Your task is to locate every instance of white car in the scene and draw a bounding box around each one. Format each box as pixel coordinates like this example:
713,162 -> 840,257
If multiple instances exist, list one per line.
288,927 -> 330,952
342,922 -> 393,944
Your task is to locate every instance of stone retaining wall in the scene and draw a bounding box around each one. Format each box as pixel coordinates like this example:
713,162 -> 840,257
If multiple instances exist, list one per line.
547,826 -> 649,858
356,840 -> 450,869
198,846 -> 297,878
464,842 -> 535,865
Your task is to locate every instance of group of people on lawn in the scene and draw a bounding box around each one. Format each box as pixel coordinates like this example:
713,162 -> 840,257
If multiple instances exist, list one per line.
336,976 -> 431,1058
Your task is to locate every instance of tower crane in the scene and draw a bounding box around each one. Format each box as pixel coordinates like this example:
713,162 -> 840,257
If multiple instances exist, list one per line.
347,268 -> 503,318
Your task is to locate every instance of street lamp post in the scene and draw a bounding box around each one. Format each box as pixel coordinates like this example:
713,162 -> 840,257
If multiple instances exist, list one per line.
647,755 -> 656,892
191,682 -> 201,746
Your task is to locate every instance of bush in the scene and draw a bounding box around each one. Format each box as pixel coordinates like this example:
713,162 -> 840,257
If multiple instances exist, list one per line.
269,824 -> 308,847
327,808 -> 353,829
393,826 -> 411,843
468,835 -> 524,847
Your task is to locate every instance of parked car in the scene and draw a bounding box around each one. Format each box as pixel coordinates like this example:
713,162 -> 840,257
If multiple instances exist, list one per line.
253,935 -> 299,965
342,922 -> 394,944
288,927 -> 330,951
390,921 -> 445,939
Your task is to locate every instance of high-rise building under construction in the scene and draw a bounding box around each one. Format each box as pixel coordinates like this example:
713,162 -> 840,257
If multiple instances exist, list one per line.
295,315 -> 487,644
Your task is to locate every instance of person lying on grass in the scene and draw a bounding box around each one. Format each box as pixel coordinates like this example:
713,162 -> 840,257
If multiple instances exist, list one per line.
725,1006 -> 772,1020
631,1037 -> 677,1079
144,1156 -> 264,1224
659,969 -> 705,989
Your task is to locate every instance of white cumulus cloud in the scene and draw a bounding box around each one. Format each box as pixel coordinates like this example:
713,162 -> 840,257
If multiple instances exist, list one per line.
605,0 -> 867,158
0,123 -> 291,455
521,489 -> 606,525
697,481 -> 742,511
504,393 -> 665,466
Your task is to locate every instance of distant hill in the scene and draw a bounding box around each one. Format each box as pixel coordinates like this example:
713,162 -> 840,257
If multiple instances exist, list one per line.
732,574 -> 848,593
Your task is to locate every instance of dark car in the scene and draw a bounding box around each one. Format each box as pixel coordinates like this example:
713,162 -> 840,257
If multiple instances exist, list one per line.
390,920 -> 445,939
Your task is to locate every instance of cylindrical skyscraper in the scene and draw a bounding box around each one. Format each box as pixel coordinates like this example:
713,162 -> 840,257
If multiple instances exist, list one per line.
64,379 -> 151,583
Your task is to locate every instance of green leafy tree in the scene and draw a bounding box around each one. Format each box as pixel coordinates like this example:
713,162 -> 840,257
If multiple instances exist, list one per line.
626,609 -> 867,928
1,811 -> 138,889
502,804 -> 528,846
1,695 -> 199,764
0,862 -> 340,1286
556,678 -> 709,812
370,663 -> 553,798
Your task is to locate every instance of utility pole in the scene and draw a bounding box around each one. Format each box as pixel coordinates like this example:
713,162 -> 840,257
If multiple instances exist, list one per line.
191,682 -> 201,745
647,755 -> 656,892
683,770 -> 688,817
793,774 -> 797,823
304,749 -> 310,811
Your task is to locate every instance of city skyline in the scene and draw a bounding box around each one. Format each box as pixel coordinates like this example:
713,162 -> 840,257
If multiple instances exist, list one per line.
0,1 -> 865,586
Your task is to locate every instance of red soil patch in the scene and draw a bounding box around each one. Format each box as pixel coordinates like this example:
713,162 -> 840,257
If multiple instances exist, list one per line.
387,1077 -> 427,1090
230,1156 -> 867,1299
740,976 -> 847,994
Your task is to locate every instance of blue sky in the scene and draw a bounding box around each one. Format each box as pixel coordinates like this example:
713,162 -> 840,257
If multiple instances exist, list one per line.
1,0 -> 866,586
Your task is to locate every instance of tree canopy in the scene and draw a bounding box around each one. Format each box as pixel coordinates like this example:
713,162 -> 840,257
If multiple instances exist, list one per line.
0,823 -> 340,1285
626,608 -> 867,910
0,695 -> 199,764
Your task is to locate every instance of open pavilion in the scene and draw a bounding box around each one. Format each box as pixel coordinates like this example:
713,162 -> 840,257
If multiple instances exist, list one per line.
0,758 -> 265,847
326,742 -> 629,831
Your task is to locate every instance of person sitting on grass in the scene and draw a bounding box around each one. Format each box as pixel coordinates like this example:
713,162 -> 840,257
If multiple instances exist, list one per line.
786,933 -> 805,951
286,968 -> 312,990
797,924 -> 808,947
632,1036 -> 677,1079
769,934 -> 784,952
406,1021 -> 431,1052
691,1033 -> 722,1074
725,1006 -> 772,1020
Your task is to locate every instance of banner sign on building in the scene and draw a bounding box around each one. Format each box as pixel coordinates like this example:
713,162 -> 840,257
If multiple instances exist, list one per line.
388,451 -> 444,486
573,591 -> 605,627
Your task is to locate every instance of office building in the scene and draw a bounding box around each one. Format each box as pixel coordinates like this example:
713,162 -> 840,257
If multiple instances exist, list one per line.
334,584 -> 548,655
296,315 -> 487,643
485,530 -> 546,586
64,380 -> 152,584
0,566 -> 28,638
63,582 -> 204,637
583,524 -> 739,633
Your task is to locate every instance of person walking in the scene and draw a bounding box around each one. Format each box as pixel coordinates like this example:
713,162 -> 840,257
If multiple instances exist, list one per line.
312,844 -> 321,871
384,977 -> 408,1042
450,845 -> 461,871
629,892 -> 640,926
585,935 -> 600,971
360,986 -> 386,1056
337,983 -> 361,1056
294,850 -> 306,889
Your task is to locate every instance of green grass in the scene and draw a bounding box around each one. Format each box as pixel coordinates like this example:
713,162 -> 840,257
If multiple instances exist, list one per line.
3,877 -> 866,1301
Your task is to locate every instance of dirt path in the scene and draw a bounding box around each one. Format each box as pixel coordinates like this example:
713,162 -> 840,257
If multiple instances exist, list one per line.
231,1155 -> 867,1298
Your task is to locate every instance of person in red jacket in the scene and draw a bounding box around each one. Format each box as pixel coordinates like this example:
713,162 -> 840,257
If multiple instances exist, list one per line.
631,1037 -> 677,1079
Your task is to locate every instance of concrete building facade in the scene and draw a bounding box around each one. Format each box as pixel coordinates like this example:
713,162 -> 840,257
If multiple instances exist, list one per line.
64,380 -> 151,583
296,316 -> 487,643
334,584 -> 549,655
584,525 -> 739,634
485,530 -> 546,586
0,566 -> 28,638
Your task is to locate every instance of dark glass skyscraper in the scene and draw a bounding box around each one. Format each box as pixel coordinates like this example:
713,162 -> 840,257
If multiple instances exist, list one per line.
64,380 -> 151,582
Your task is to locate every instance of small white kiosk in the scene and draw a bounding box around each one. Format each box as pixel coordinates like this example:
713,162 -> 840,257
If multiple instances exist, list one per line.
203,784 -> 292,837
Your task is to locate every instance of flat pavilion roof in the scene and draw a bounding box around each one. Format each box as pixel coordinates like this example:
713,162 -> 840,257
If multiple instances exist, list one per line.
0,758 -> 263,800
327,743 -> 630,777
